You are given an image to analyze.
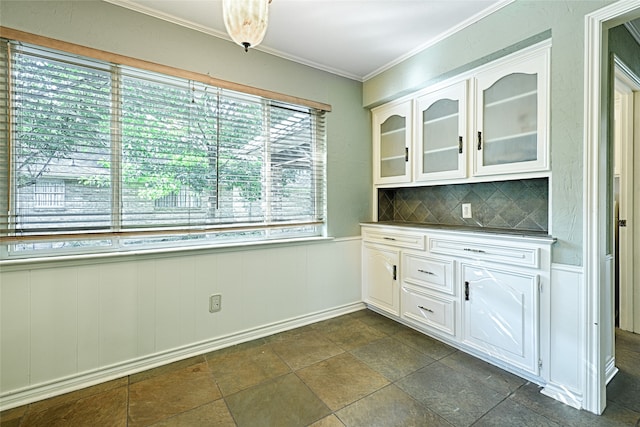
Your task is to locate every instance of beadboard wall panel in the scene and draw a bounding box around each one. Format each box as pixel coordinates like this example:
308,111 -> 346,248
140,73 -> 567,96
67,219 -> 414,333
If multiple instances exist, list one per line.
0,238 -> 362,410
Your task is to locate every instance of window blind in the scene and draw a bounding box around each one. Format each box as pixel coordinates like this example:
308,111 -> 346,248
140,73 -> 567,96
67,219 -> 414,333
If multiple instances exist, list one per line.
0,40 -> 326,257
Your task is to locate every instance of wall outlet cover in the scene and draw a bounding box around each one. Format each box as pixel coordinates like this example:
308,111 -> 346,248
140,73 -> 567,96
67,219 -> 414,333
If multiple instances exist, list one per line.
462,203 -> 472,218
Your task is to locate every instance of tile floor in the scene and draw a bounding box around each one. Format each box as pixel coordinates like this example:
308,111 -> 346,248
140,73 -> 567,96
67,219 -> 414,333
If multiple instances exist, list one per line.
1,309 -> 639,426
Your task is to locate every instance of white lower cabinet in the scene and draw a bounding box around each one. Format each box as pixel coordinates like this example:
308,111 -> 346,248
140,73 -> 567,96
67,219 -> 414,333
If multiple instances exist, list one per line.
362,243 -> 400,316
362,224 -> 553,383
461,262 -> 539,374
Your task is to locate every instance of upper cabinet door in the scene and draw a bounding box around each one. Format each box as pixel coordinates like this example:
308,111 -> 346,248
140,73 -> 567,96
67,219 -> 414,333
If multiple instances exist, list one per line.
474,48 -> 550,176
415,80 -> 467,182
372,100 -> 412,185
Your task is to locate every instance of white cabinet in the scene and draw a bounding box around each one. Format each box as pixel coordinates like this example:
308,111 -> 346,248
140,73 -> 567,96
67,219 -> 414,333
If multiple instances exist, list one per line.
361,224 -> 553,381
371,42 -> 550,187
362,244 -> 401,316
372,100 -> 412,185
362,228 -> 425,316
474,48 -> 549,176
414,80 -> 467,181
461,263 -> 539,374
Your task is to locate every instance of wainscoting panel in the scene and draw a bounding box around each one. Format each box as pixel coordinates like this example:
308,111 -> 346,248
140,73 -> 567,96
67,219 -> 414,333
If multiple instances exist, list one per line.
0,238 -> 363,410
542,263 -> 585,409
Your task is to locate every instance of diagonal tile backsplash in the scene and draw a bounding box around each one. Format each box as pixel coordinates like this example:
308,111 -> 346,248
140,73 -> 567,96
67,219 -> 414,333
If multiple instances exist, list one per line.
378,178 -> 548,232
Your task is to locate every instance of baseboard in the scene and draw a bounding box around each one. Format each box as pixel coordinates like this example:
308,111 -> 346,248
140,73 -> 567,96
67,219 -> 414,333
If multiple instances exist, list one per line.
540,383 -> 583,410
605,356 -> 619,385
0,301 -> 366,411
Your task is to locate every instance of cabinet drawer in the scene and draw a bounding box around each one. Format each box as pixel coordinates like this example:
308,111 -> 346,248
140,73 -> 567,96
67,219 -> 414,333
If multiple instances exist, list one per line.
362,228 -> 425,250
401,287 -> 455,336
403,254 -> 454,295
429,238 -> 539,268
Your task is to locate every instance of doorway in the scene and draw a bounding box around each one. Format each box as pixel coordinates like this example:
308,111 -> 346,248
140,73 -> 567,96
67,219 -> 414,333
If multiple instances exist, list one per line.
613,59 -> 640,334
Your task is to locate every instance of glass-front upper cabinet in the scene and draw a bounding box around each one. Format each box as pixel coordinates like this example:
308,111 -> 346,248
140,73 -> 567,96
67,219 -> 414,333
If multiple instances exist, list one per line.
372,100 -> 412,185
474,49 -> 549,176
415,80 -> 467,181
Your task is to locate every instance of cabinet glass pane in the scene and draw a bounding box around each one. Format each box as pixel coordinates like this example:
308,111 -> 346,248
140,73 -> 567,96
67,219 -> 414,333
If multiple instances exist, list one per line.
380,114 -> 406,178
483,73 -> 537,166
423,99 -> 459,174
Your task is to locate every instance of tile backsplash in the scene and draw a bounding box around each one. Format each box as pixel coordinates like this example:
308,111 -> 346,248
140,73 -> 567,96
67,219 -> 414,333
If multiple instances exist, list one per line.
378,178 -> 548,232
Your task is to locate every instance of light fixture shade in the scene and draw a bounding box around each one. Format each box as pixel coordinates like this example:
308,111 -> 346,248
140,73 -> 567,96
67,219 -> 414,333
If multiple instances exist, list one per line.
223,0 -> 270,52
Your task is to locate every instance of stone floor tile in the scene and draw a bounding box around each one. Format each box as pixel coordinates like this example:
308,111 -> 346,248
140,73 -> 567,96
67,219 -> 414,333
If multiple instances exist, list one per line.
392,328 -> 457,360
615,329 -> 640,353
0,405 -> 27,426
27,377 -> 128,414
396,361 -> 506,426
350,336 -> 435,381
607,368 -> 640,413
206,344 -> 291,396
20,386 -> 127,427
314,318 -> 387,351
129,355 -> 206,385
269,329 -> 344,370
150,400 -> 236,426
336,384 -> 452,427
225,373 -> 330,427
308,414 -> 346,427
473,398 -> 561,426
508,382 -> 626,427
297,353 -> 389,411
438,350 -> 526,395
355,310 -> 409,335
128,362 -> 221,426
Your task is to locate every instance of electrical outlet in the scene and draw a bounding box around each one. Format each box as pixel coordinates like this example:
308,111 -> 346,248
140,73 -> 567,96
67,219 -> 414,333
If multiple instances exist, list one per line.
209,294 -> 222,313
462,203 -> 472,219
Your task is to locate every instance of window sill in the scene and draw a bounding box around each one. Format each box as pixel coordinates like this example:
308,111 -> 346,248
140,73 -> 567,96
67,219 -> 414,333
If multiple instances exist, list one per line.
0,236 -> 336,271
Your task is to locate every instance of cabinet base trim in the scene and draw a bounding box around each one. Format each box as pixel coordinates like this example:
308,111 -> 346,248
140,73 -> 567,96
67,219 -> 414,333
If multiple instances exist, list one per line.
0,302 -> 366,412
540,383 -> 583,410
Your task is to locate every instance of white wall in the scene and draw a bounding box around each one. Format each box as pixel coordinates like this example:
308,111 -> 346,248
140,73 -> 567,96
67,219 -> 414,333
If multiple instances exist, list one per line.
0,238 -> 363,409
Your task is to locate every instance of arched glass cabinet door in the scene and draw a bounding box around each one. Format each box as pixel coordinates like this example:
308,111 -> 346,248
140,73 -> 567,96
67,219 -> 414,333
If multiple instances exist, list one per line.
475,50 -> 549,176
372,100 -> 412,185
415,80 -> 467,181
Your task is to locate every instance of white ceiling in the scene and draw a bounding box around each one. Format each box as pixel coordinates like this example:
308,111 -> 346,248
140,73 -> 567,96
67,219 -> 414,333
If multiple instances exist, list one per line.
104,0 -> 511,81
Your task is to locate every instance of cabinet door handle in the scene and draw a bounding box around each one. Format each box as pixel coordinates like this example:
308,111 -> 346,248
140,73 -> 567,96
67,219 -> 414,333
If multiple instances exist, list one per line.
477,131 -> 482,150
459,136 -> 463,154
405,147 -> 409,162
383,237 -> 396,241
417,269 -> 435,276
418,305 -> 434,313
463,248 -> 486,254
465,281 -> 470,301
392,265 -> 397,281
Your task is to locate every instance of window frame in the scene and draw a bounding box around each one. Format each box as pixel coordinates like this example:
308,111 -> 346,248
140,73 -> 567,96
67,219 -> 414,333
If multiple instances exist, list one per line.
0,28 -> 331,260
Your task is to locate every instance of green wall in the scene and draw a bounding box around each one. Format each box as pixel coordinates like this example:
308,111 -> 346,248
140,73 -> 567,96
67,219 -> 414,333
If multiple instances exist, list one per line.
0,0 -> 372,239
364,0 -> 616,266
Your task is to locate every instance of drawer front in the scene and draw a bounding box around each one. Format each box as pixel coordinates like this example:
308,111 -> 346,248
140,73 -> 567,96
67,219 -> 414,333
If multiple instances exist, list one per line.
362,228 -> 425,250
401,287 -> 455,336
429,238 -> 539,268
403,254 -> 454,295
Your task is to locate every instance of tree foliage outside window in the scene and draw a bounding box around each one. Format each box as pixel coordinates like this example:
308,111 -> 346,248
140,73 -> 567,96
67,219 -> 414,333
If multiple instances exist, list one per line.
0,40 -> 326,258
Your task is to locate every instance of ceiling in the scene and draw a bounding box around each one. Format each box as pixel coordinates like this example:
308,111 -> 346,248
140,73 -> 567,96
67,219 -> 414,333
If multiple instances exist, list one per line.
104,0 -> 510,81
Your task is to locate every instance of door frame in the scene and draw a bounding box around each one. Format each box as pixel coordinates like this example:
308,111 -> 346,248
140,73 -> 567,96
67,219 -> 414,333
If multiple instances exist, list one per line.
583,1 -> 640,415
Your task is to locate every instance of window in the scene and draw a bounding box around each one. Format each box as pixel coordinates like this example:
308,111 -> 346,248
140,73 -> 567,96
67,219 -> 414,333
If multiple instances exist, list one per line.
0,40 -> 327,258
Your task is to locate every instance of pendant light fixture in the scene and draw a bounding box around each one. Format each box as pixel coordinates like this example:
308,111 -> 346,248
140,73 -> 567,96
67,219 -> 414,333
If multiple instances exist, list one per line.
223,0 -> 271,53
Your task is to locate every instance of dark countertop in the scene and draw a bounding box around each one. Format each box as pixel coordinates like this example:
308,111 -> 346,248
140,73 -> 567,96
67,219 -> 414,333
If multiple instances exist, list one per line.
362,221 -> 556,242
